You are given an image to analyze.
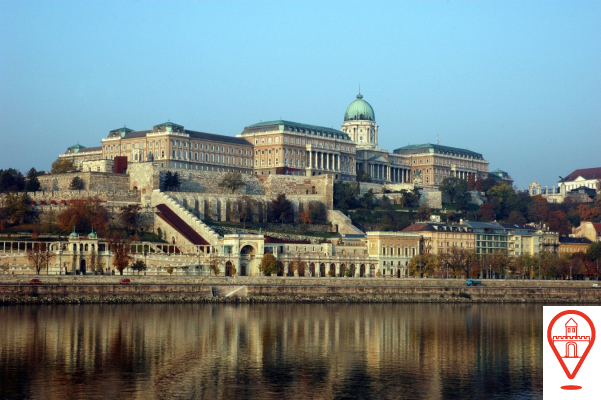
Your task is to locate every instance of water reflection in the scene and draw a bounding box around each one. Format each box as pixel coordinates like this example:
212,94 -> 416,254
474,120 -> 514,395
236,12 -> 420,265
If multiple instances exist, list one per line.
0,304 -> 543,399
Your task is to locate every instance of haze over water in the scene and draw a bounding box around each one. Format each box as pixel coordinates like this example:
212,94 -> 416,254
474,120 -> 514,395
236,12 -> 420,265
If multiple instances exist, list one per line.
0,304 -> 543,399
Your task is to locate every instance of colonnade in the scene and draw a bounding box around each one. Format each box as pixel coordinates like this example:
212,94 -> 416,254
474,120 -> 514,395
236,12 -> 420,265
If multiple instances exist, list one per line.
307,151 -> 353,173
452,170 -> 477,180
368,164 -> 411,183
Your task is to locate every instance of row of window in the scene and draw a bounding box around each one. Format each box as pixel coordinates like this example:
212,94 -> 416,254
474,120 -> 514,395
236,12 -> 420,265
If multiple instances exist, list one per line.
171,140 -> 249,154
254,136 -> 355,152
171,151 -> 250,166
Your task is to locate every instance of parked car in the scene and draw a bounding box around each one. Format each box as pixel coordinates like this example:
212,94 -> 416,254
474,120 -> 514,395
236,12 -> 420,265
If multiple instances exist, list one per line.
120,278 -> 131,284
466,280 -> 482,286
29,278 -> 42,285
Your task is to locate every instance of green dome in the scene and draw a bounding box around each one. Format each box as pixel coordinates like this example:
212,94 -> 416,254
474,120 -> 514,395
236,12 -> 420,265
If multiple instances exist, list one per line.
69,228 -> 79,238
88,229 -> 97,239
344,93 -> 375,121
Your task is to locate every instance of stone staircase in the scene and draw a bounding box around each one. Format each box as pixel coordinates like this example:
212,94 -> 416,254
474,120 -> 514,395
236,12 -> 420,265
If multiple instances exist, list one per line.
152,190 -> 222,246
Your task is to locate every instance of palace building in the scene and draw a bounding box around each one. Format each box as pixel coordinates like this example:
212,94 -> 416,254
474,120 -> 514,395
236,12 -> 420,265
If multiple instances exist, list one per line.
56,90 -> 490,188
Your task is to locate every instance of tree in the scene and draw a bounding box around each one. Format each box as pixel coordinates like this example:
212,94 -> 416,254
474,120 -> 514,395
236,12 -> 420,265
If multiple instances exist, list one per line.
131,260 -> 147,275
120,204 -> 141,234
0,168 -> 25,192
57,200 -> 110,235
506,211 -> 526,224
547,210 -> 571,236
24,168 -> 41,192
514,254 -> 537,279
300,201 -> 327,224
259,253 -> 279,276
477,203 -> 496,222
527,195 -> 549,223
488,252 -> 511,278
587,242 -> 601,262
0,192 -> 35,226
218,171 -> 246,193
108,232 -> 132,275
161,171 -> 181,191
486,183 -> 515,221
357,171 -> 371,182
69,176 -> 85,190
51,158 -> 75,174
439,177 -> 468,204
466,174 -> 477,191
408,254 -> 439,277
333,181 -> 360,210
414,204 -> 432,222
441,247 -> 477,278
27,244 -> 54,275
269,194 -> 294,224
237,196 -> 253,228
359,189 -> 375,209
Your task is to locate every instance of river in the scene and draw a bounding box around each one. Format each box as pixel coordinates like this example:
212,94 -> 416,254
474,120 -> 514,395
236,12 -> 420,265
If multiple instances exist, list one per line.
0,304 -> 542,399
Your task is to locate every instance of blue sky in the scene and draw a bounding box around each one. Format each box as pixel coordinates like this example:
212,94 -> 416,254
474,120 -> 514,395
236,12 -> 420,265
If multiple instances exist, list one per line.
1,0 -> 599,188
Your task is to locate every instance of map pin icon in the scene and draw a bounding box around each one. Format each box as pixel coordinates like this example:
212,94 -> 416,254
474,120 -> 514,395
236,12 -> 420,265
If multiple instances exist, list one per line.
547,310 -> 596,390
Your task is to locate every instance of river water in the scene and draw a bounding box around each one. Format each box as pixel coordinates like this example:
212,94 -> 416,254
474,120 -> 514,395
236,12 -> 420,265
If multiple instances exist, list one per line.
0,304 -> 542,399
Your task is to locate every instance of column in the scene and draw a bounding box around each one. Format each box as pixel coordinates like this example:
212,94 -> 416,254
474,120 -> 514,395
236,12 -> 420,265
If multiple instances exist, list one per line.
337,155 -> 340,171
307,151 -> 311,168
320,153 -> 324,170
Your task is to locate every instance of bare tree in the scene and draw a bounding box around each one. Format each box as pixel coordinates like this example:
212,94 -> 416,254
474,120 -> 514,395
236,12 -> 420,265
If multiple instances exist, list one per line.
108,232 -> 132,275
441,247 -> 478,278
27,244 -> 54,275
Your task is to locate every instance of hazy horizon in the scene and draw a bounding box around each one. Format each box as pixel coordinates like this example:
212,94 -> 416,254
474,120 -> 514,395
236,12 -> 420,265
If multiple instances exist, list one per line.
1,1 -> 599,188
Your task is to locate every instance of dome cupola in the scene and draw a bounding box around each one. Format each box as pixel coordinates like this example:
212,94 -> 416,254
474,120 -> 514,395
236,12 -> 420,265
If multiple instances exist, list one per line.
344,91 -> 375,121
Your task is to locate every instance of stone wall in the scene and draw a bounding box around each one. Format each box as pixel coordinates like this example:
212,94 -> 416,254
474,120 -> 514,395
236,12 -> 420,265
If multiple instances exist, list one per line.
419,190 -> 442,209
327,210 -> 365,236
127,164 -> 334,208
39,172 -> 130,192
23,190 -> 140,204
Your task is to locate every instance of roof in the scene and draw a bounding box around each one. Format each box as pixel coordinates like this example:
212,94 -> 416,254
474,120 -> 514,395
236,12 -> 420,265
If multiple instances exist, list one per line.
78,146 -> 102,153
402,223 -> 473,233
107,129 -> 250,145
559,237 -> 592,244
344,93 -> 375,121
243,120 -> 351,140
565,318 -> 578,327
563,167 -> 601,182
110,126 -> 134,133
594,223 -> 601,234
186,130 -> 251,145
500,223 -> 536,232
393,143 -> 484,159
464,221 -> 505,230
154,121 -> 184,128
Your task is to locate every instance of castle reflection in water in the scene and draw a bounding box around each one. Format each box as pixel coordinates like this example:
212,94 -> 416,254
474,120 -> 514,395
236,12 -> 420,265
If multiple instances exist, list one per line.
0,304 -> 543,399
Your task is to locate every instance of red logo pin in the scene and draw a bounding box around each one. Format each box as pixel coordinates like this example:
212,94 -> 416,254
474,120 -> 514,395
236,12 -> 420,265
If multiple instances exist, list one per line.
547,310 -> 596,390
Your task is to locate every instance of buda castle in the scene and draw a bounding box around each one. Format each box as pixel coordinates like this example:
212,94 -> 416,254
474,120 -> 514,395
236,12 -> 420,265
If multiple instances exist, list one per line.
59,91 -> 490,189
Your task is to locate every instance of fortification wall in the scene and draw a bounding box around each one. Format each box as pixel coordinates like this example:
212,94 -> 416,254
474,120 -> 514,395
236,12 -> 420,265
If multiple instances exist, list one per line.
22,190 -> 140,204
39,172 -> 130,192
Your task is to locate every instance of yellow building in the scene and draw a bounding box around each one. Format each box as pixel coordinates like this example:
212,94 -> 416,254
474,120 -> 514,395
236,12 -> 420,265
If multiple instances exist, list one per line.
239,120 -> 357,180
101,122 -> 253,173
401,223 -> 476,255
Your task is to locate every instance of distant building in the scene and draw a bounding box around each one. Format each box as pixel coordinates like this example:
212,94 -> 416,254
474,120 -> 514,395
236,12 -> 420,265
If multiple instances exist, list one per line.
464,221 -> 508,255
489,169 -> 514,187
558,237 -> 592,254
58,144 -> 102,170
560,167 -> 601,194
573,221 -> 601,243
401,222 -> 475,255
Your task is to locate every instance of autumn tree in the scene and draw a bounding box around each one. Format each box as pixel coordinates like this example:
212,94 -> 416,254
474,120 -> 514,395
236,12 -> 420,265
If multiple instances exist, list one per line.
51,158 -> 75,174
488,252 -> 511,279
0,192 -> 35,226
441,247 -> 478,278
108,232 -> 132,275
486,183 -> 515,221
57,200 -> 110,235
408,254 -> 439,277
259,253 -> 279,276
527,195 -> 549,223
119,204 -> 141,234
547,210 -> 571,236
514,254 -> 537,279
218,171 -> 246,194
268,194 -> 294,224
27,244 -> 54,275
477,203 -> 496,222
414,204 -> 432,222
300,201 -> 327,224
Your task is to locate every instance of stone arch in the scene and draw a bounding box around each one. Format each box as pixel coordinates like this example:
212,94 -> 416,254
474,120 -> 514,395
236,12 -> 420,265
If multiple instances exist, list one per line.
240,244 -> 255,255
329,263 -> 336,276
80,259 -> 86,274
319,263 -> 326,277
339,264 -> 346,277
287,263 -> 294,277
309,263 -> 316,277
360,264 -> 366,277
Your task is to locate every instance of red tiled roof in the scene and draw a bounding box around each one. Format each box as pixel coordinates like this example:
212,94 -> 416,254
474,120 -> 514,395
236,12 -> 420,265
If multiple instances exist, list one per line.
155,204 -> 209,245
564,167 -> 601,182
593,223 -> 601,234
402,224 -> 428,232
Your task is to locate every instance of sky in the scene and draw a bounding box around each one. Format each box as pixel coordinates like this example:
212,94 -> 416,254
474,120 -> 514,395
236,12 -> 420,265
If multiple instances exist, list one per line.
0,0 -> 599,189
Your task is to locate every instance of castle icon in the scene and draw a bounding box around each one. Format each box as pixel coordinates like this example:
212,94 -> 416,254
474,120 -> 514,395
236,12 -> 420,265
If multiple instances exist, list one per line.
552,318 -> 591,358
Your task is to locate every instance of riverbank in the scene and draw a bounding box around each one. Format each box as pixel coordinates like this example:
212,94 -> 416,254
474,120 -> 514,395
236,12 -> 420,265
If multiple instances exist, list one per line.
1,276 -> 600,304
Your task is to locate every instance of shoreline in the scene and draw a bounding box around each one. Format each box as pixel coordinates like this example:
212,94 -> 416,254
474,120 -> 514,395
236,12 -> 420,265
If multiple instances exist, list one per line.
1,277 -> 600,304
